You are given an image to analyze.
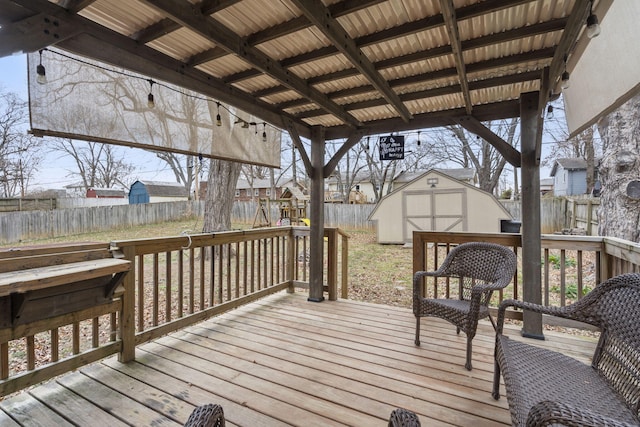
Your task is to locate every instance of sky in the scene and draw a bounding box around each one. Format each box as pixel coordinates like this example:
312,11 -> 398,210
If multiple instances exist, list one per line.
0,54 -> 178,192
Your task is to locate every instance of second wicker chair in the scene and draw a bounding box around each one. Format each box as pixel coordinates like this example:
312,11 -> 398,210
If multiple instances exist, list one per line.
413,241 -> 517,370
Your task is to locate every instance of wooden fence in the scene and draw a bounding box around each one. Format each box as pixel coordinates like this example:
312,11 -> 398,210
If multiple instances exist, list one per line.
0,198 -> 57,212
0,202 -> 204,245
500,196 -> 599,235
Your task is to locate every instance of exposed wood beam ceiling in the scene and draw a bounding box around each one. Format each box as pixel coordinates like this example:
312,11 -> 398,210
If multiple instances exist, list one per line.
0,0 -> 593,140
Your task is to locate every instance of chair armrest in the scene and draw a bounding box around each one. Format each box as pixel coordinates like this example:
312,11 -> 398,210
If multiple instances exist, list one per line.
526,400 -> 637,427
412,270 -> 444,298
496,299 -> 572,335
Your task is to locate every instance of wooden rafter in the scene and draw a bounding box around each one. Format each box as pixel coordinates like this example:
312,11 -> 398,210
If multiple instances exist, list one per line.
440,0 -> 472,115
254,18 -> 564,100
290,0 -> 412,123
141,0 -> 362,129
285,49 -> 554,117
225,0 -> 535,85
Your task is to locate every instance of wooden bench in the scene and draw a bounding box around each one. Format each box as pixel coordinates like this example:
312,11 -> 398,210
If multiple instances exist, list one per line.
492,273 -> 640,426
0,243 -> 130,327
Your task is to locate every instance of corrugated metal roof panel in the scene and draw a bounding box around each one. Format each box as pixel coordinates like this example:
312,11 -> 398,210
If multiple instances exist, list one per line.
147,28 -> 216,62
78,0 -> 163,36
211,0 -> 300,38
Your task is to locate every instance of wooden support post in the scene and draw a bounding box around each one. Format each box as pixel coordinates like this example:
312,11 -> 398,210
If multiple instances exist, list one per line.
308,126 -> 325,302
520,91 -> 544,339
119,245 -> 136,362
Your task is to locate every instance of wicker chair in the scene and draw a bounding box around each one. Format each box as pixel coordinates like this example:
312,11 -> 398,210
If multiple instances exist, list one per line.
413,241 -> 517,370
388,408 -> 421,426
184,404 -> 225,427
493,273 -> 640,426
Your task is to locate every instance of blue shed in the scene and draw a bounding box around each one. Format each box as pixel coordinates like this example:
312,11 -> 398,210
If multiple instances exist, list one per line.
550,158 -> 589,196
128,180 -> 188,204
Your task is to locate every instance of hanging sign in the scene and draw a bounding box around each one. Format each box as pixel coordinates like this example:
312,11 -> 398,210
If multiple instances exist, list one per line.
379,135 -> 405,160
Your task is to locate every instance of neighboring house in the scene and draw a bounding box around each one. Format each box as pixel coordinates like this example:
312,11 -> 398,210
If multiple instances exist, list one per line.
86,188 -> 125,198
200,178 -> 306,202
326,168 -> 477,204
550,158 -> 596,196
368,169 -> 513,244
128,181 -> 188,204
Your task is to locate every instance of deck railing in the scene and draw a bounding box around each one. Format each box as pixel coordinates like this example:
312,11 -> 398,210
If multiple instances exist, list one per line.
0,226 -> 348,397
413,231 -> 640,318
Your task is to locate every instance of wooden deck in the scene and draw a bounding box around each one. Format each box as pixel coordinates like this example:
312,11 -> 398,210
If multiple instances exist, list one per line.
0,292 -> 597,426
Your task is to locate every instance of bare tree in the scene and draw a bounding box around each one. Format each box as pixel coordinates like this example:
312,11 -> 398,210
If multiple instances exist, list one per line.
430,119 -> 518,195
51,138 -> 134,190
0,89 -> 43,197
596,92 -> 640,242
203,158 -> 242,232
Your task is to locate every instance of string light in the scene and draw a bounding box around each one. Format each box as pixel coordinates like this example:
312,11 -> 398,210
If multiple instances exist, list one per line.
546,105 -> 554,119
35,47 -> 281,137
262,123 -> 267,142
586,0 -> 601,39
147,79 -> 155,108
417,131 -> 421,147
36,49 -> 47,84
366,136 -> 370,151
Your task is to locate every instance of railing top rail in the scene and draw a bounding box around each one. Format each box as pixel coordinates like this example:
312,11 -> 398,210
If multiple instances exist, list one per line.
111,227 -> 294,255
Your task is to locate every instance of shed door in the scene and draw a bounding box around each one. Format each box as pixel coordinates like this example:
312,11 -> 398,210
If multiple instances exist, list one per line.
402,189 -> 467,242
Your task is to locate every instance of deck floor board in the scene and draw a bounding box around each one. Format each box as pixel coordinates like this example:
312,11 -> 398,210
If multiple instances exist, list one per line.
0,292 -> 598,426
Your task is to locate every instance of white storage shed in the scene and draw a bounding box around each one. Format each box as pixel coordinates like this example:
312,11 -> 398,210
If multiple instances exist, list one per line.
368,170 -> 514,244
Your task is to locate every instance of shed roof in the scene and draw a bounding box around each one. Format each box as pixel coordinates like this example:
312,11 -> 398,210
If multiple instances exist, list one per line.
89,188 -> 126,197
550,157 -> 588,176
0,0 -> 600,143
134,180 -> 188,197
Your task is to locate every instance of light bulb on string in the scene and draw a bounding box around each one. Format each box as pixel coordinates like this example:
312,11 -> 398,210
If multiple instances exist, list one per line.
366,136 -> 370,151
36,49 -> 47,85
417,131 -> 421,147
546,105 -> 554,120
262,123 -> 267,142
147,79 -> 155,108
586,1 -> 601,39
216,102 -> 222,126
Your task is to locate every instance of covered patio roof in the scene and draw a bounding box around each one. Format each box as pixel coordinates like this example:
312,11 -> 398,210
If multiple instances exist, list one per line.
1,0 -> 597,142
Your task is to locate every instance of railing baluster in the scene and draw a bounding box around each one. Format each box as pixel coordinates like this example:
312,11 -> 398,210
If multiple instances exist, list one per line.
92,318 -> 99,348
152,253 -> 159,327
165,251 -> 172,323
199,247 -> 205,310
178,249 -> 184,318
189,247 -> 195,314
27,336 -> 35,370
560,250 -> 566,306
544,248 -> 550,306
137,255 -> 145,331
51,329 -> 59,362
1,342 -> 8,379
577,250 -> 583,299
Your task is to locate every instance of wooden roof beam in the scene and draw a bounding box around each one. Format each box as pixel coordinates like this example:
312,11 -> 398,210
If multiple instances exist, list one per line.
141,0 -> 362,128
291,0 -> 412,123
454,116 -> 521,167
133,1 -> 240,43
547,0 -> 591,97
440,0 -> 472,115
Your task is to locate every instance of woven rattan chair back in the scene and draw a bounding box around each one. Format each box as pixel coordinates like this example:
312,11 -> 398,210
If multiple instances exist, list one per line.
413,242 -> 517,370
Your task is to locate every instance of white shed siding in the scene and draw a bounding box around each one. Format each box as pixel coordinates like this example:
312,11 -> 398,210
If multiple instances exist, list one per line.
368,170 -> 512,244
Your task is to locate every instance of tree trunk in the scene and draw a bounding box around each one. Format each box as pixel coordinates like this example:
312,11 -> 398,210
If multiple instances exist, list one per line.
596,92 -> 640,242
202,158 -> 242,232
